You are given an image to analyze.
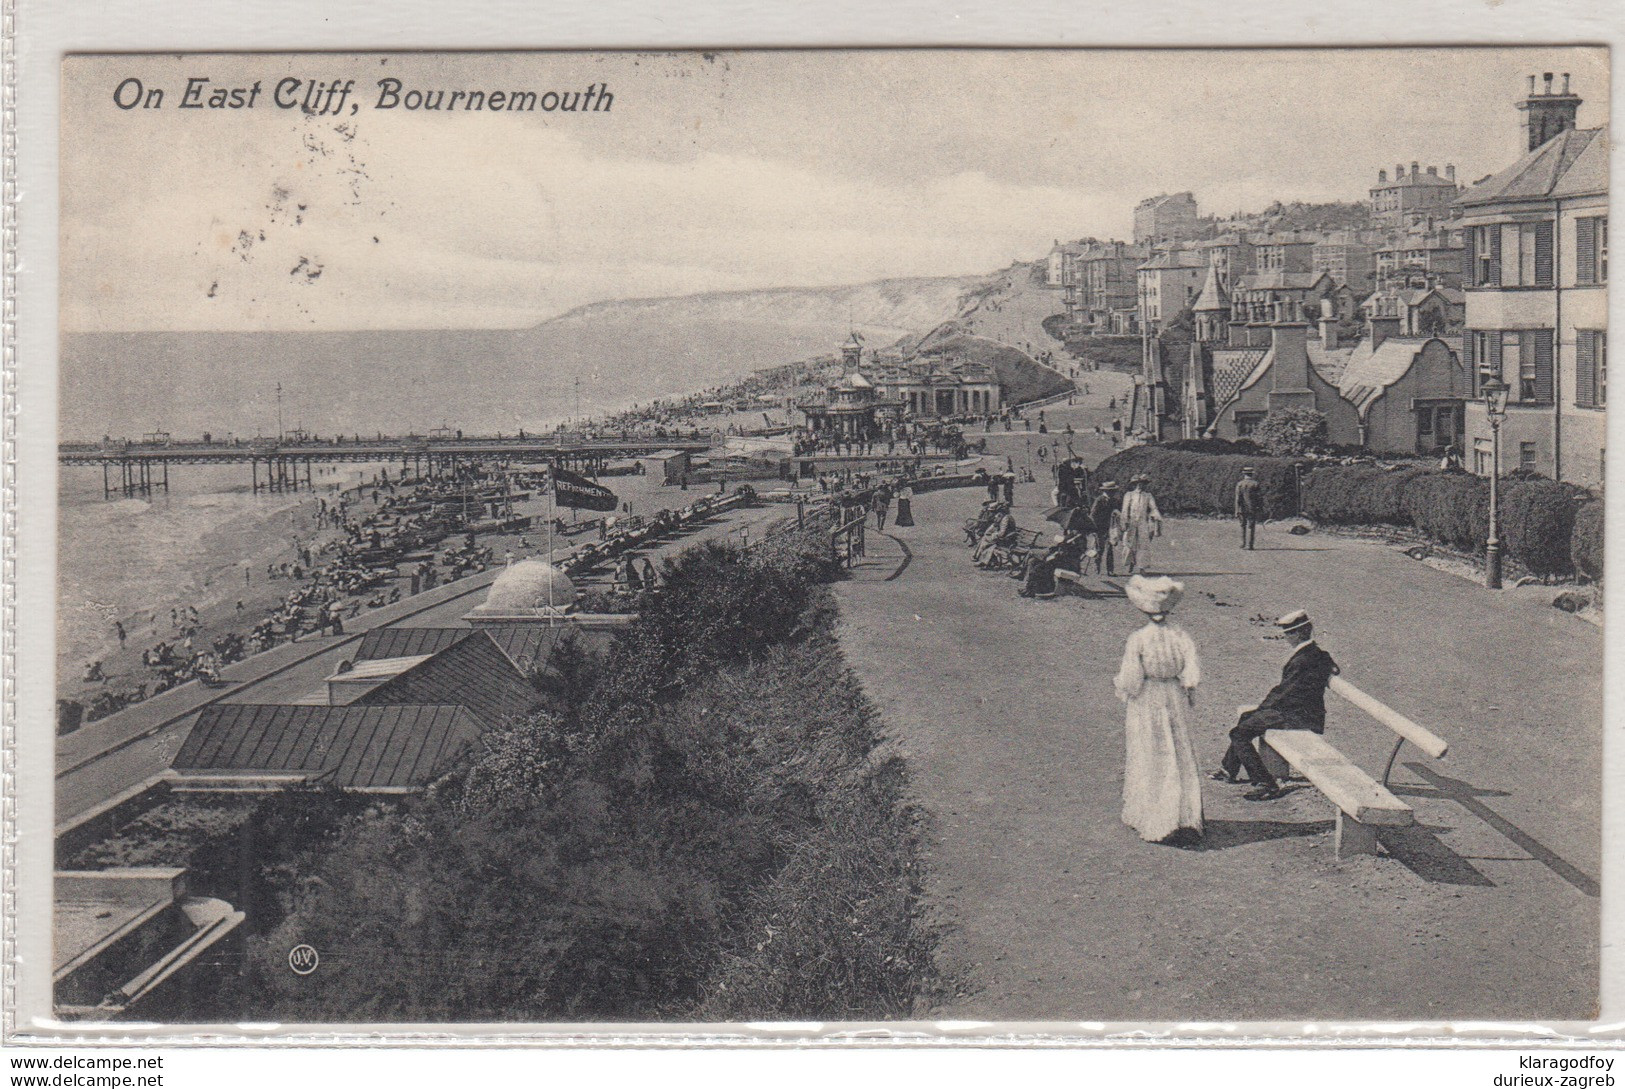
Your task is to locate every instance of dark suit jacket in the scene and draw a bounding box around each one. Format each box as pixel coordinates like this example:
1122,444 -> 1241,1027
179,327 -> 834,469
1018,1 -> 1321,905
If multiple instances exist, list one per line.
1245,641 -> 1339,733
1087,494 -> 1118,536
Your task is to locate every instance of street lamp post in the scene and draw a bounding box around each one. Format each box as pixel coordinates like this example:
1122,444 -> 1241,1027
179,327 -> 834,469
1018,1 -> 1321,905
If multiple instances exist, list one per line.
1481,377 -> 1510,590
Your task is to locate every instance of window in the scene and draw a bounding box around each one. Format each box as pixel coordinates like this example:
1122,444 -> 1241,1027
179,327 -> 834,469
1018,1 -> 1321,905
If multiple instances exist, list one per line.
1235,411 -> 1266,437
1470,225 -> 1499,286
1576,330 -> 1607,408
1576,216 -> 1607,284
1519,442 -> 1537,472
1474,438 -> 1492,476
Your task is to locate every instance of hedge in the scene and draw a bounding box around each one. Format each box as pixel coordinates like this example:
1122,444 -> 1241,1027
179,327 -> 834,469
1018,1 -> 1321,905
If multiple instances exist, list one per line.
1107,447 -> 1601,580
1302,463 -> 1586,577
1570,500 -> 1604,582
1094,447 -> 1298,517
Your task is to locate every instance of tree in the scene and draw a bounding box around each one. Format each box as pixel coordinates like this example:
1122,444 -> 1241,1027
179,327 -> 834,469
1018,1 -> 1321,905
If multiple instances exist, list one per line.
1252,409 -> 1328,457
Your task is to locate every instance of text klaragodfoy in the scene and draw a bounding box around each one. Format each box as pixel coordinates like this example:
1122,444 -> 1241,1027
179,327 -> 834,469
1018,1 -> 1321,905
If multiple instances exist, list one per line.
111,77 -> 615,116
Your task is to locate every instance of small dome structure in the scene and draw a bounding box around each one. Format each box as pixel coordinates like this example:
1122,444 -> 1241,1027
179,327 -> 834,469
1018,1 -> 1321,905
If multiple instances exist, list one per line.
481,559 -> 577,613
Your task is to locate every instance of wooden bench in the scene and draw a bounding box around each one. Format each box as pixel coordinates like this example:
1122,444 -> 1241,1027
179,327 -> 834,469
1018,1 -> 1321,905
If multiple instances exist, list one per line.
1241,678 -> 1449,859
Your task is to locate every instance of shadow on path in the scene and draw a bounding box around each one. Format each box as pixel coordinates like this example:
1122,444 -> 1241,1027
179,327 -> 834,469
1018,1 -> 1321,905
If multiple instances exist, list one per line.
1396,764 -> 1599,898
881,533 -> 913,581
1377,822 -> 1496,887
1192,817 -> 1333,851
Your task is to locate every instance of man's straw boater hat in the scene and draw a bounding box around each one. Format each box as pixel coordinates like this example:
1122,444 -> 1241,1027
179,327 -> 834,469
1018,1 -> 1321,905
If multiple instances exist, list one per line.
1275,609 -> 1312,633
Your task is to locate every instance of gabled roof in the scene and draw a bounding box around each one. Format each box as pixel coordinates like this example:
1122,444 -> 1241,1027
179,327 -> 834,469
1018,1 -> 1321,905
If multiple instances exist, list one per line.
1192,267 -> 1230,312
1458,126 -> 1606,206
356,631 -> 539,730
173,704 -> 485,790
1307,341 -> 1358,386
353,625 -> 578,676
1139,250 -> 1206,271
1335,337 -> 1457,414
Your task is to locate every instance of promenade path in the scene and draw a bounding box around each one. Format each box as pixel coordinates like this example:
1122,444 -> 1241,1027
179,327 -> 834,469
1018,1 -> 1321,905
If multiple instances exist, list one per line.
56,499 -> 793,835
834,481 -> 1600,1021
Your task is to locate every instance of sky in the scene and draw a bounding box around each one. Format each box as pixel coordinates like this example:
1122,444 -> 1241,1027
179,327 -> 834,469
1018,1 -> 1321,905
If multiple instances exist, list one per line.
59,47 -> 1609,332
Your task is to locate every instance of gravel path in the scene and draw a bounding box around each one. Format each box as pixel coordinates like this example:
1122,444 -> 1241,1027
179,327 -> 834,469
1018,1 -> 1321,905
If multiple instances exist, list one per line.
832,480 -> 1600,1021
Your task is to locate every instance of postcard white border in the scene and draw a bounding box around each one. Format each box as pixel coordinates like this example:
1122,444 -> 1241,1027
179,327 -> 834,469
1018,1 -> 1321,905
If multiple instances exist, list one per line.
7,0 -> 1624,1051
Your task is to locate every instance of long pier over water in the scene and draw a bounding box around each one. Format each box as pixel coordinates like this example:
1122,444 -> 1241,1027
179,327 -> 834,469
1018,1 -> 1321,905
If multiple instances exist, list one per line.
59,433 -> 718,498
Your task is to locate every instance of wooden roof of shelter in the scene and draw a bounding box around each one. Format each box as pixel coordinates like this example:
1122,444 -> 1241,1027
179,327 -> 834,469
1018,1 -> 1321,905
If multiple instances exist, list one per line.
173,704 -> 486,790
353,625 -> 587,677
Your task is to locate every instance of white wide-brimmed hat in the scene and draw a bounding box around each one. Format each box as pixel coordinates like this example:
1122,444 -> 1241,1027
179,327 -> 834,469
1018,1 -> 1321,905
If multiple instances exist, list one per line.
1126,574 -> 1184,616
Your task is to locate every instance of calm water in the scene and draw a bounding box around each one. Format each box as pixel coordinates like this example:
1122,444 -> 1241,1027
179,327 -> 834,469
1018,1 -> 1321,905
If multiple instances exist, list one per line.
55,462 -> 380,684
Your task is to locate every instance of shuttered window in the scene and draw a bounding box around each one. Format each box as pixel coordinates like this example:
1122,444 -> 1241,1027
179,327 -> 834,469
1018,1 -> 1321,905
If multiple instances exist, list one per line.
1532,328 -> 1554,403
1576,216 -> 1607,285
1576,330 -> 1607,407
1464,330 -> 1477,395
1534,220 -> 1553,286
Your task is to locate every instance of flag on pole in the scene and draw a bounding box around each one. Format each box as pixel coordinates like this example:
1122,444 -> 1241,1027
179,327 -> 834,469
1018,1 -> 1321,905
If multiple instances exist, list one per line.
551,467 -> 619,512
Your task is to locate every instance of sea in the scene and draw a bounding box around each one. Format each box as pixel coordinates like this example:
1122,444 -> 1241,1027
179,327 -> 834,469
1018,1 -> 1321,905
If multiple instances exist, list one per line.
56,461 -> 386,686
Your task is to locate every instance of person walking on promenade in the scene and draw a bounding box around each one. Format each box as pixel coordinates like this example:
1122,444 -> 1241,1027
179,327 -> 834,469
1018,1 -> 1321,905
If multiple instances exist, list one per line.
1118,474 -> 1162,574
1001,472 -> 1016,505
893,481 -> 915,527
1088,481 -> 1121,575
1114,575 -> 1203,845
872,482 -> 893,531
1214,610 -> 1340,800
1234,466 -> 1264,550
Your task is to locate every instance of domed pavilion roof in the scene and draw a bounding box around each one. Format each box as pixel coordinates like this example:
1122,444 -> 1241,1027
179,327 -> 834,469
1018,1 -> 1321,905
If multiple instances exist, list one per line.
481,559 -> 577,613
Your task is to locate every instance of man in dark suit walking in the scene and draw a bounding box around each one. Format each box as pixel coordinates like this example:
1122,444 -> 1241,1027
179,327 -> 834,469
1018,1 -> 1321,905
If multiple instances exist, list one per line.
1087,481 -> 1120,575
1213,610 -> 1340,800
1234,465 -> 1264,550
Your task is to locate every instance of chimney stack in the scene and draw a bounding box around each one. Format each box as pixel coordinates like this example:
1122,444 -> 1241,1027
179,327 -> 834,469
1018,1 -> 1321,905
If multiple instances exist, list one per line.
1411,161 -> 1420,179
1426,165 -> 1437,176
1519,73 -> 1583,151
1378,169 -> 1387,184
1446,164 -> 1456,181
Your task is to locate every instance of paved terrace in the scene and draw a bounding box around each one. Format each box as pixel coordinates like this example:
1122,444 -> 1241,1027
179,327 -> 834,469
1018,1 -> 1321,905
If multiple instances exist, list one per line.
834,481 -> 1600,1021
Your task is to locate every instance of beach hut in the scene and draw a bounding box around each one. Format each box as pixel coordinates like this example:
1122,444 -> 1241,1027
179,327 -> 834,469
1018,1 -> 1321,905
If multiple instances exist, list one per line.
642,449 -> 690,485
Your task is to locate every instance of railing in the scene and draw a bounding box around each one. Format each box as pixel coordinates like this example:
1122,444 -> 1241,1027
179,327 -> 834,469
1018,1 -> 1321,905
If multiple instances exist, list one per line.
830,511 -> 868,567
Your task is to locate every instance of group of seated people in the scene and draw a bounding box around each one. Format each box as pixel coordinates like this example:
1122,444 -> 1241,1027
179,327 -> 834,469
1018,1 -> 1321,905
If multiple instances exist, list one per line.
965,497 -> 1095,597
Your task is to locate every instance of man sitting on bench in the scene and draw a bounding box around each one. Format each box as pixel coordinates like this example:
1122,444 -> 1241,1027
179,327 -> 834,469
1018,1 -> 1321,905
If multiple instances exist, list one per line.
1213,609 -> 1340,801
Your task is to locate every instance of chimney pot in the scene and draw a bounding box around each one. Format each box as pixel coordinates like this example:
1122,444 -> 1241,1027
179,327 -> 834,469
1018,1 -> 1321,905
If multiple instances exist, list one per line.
1543,72 -> 1554,94
1527,75 -> 1537,95
1562,73 -> 1571,94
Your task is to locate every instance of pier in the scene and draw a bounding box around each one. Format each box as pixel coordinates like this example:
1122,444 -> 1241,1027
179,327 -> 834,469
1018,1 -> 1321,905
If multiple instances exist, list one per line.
61,432 -> 717,498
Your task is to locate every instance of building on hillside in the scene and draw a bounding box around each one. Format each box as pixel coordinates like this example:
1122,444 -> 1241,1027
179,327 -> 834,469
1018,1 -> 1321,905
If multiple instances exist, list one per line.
1134,192 -> 1202,245
1203,320 -> 1360,444
1077,241 -> 1146,329
1313,233 -> 1375,294
1047,240 -> 1086,288
1136,250 -> 1207,333
1255,235 -> 1318,275
1458,74 -> 1606,487
1335,320 -> 1469,454
1194,233 -> 1256,292
1374,221 -> 1466,291
1370,162 -> 1462,230
1229,269 -> 1353,328
1360,283 -> 1465,338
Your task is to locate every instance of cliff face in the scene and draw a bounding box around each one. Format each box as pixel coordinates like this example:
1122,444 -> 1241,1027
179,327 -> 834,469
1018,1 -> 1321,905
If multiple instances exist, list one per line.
543,275 -> 989,337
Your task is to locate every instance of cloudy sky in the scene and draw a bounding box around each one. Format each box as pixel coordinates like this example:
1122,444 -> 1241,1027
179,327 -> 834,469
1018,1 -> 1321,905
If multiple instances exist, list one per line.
60,47 -> 1608,332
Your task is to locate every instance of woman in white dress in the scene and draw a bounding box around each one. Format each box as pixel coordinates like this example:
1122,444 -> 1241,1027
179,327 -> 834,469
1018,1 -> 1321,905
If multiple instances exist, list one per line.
1113,574 -> 1204,845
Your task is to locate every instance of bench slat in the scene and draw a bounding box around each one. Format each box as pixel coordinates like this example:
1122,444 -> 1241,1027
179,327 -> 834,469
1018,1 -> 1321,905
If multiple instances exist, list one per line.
1329,676 -> 1448,760
1262,730 -> 1414,827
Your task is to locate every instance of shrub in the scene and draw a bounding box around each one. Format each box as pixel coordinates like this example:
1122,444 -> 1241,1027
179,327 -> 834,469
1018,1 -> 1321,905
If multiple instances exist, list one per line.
1301,464 -> 1424,526
1499,479 -> 1579,577
1252,409 -> 1329,457
1095,446 -> 1298,517
220,519 -> 935,1022
1400,472 -> 1488,553
1571,500 -> 1604,582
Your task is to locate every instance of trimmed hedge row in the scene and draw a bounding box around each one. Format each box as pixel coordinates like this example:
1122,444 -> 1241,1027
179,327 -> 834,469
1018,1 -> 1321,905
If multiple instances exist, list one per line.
1303,464 -> 1588,578
1094,447 -> 1298,517
1570,501 -> 1604,582
1099,445 -> 1603,580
